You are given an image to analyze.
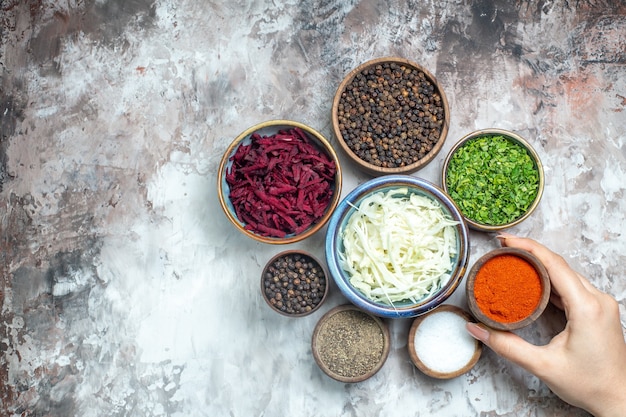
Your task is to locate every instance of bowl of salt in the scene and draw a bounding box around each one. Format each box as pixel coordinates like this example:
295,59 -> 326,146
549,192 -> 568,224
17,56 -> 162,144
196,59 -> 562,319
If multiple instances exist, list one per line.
407,304 -> 482,379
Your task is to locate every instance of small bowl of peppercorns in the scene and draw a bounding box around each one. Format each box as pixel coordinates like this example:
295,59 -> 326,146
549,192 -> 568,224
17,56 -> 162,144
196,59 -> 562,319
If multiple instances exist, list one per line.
332,57 -> 450,176
261,250 -> 330,317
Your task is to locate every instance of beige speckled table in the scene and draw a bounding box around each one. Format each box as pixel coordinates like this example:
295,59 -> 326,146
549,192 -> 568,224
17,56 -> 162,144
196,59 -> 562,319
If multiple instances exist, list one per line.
2,1 -> 625,416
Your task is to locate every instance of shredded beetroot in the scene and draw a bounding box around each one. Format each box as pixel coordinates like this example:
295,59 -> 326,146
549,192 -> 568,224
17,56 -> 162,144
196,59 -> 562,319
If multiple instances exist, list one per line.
226,127 -> 337,238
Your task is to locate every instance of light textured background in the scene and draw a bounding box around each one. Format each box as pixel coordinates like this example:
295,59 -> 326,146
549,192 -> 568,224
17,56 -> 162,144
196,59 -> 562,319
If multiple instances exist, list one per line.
1,1 -> 625,416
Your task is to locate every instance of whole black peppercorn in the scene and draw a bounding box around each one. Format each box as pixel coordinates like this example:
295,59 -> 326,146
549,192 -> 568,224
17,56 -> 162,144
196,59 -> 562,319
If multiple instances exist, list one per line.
335,60 -> 446,169
262,252 -> 327,316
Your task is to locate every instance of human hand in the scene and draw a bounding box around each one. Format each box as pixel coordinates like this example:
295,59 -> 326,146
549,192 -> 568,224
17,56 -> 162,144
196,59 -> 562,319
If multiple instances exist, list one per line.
466,234 -> 626,417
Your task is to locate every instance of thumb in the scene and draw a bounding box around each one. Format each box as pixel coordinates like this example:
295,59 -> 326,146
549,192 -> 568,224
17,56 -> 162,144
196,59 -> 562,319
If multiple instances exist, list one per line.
466,322 -> 544,373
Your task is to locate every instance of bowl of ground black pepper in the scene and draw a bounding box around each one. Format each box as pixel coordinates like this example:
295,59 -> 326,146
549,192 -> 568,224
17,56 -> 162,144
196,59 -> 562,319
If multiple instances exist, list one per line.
312,304 -> 391,383
442,128 -> 544,232
465,247 -> 551,331
261,250 -> 330,317
332,57 -> 450,176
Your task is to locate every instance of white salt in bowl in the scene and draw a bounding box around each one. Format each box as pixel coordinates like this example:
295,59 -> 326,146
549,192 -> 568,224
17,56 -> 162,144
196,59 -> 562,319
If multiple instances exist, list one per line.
407,304 -> 482,379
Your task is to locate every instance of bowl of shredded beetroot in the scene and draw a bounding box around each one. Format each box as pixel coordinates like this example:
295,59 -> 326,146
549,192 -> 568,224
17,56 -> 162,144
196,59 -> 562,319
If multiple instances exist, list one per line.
218,120 -> 343,244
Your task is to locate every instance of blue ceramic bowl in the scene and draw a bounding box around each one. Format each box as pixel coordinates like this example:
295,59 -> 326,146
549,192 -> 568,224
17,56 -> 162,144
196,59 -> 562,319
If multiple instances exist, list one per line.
325,175 -> 470,318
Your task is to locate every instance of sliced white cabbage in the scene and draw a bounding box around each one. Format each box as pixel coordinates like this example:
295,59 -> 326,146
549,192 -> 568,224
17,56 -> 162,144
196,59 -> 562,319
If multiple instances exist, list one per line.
339,187 -> 459,305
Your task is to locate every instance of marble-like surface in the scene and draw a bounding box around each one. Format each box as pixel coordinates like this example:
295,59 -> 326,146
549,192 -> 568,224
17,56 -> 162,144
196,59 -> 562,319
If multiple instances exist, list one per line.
1,1 -> 625,416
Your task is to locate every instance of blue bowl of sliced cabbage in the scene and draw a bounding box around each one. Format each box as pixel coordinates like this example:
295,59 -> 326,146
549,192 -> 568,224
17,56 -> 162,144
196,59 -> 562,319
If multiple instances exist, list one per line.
325,175 -> 470,318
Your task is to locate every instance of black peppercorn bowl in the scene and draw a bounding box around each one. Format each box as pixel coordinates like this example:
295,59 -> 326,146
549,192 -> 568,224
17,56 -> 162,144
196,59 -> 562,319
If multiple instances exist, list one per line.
331,57 -> 450,176
441,128 -> 545,232
261,250 -> 330,317
325,175 -> 470,319
218,119 -> 343,244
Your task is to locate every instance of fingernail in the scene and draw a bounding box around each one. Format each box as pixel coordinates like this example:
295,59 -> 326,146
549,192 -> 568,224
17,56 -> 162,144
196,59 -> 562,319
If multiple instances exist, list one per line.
466,322 -> 490,342
496,232 -> 518,240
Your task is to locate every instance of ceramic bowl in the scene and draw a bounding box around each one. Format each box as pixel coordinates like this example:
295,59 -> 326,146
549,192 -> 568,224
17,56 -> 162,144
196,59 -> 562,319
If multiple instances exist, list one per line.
325,175 -> 470,319
408,305 -> 482,379
441,128 -> 544,232
331,57 -> 450,176
261,250 -> 330,317
311,304 -> 391,383
465,247 -> 551,331
218,120 -> 342,244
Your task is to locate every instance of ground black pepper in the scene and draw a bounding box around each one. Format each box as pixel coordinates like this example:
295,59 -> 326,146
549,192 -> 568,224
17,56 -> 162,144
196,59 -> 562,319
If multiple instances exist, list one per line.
263,253 -> 326,315
315,309 -> 385,378
336,61 -> 445,168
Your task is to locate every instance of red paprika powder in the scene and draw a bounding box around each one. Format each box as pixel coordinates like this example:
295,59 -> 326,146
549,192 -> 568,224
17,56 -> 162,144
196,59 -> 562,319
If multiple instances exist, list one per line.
473,254 -> 542,323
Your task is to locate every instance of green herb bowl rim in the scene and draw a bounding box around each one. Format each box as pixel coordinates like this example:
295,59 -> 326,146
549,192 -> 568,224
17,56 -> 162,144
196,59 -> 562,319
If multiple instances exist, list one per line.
441,128 -> 545,232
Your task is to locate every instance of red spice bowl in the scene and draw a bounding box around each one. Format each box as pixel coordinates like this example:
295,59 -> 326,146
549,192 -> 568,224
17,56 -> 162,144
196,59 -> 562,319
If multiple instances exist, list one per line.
217,120 -> 343,244
465,247 -> 551,331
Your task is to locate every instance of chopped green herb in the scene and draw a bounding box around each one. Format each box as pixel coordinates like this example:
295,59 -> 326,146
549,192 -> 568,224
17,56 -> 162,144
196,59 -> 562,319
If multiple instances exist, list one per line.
445,135 -> 540,226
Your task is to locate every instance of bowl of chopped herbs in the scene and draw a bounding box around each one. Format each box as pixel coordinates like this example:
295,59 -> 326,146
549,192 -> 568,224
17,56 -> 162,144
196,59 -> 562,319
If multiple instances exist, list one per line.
442,128 -> 544,232
331,57 -> 450,176
218,120 -> 343,244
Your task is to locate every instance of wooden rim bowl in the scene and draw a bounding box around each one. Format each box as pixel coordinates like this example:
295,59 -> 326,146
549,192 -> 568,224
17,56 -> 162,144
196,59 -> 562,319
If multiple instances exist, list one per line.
261,250 -> 330,317
331,57 -> 450,176
408,305 -> 482,379
311,304 -> 391,383
217,119 -> 343,244
465,248 -> 551,331
441,128 -> 544,232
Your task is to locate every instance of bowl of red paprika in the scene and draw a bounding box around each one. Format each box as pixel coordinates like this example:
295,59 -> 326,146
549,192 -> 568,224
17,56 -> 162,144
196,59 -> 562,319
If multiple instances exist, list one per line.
465,247 -> 550,331
218,120 -> 343,244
